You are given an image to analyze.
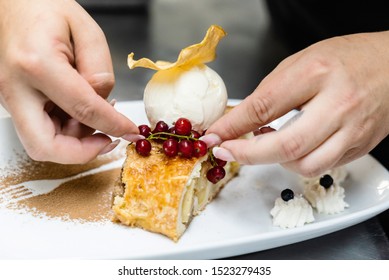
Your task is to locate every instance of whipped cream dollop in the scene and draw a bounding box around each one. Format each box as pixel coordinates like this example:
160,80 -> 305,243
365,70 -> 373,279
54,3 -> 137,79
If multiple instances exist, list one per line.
270,195 -> 315,229
143,65 -> 227,132
303,181 -> 349,214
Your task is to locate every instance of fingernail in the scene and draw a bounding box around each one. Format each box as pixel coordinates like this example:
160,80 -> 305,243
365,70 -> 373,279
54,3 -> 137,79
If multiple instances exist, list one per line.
199,133 -> 222,147
99,139 -> 120,155
212,147 -> 236,162
122,133 -> 145,142
253,126 -> 276,136
109,99 -> 117,107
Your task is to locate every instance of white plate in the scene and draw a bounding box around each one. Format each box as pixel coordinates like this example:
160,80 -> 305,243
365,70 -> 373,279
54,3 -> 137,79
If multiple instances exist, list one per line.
1,100 -> 389,259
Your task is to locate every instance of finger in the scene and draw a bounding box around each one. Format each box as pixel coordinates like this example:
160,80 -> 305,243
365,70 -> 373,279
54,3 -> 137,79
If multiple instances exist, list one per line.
282,121 -> 383,176
216,95 -> 341,165
35,61 -> 138,137
51,133 -> 120,164
10,89 -> 117,164
68,3 -> 115,98
47,98 -> 118,138
207,53 -> 323,140
280,131 -> 348,177
46,105 -> 95,138
60,118 -> 96,138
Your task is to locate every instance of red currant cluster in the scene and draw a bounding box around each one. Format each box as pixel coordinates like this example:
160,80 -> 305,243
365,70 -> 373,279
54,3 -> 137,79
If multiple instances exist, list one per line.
134,117 -> 227,184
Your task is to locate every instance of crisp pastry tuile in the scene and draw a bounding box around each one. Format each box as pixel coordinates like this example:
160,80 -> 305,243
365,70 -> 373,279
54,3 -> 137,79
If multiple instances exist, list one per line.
127,25 -> 226,71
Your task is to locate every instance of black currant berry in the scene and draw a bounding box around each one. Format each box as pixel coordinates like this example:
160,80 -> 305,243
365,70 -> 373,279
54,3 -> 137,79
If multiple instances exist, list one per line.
281,188 -> 294,202
319,174 -> 334,189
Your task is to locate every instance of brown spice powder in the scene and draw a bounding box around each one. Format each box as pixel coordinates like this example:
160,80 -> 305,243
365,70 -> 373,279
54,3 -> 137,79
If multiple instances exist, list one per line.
16,168 -> 121,222
0,152 -> 120,189
0,150 -> 125,223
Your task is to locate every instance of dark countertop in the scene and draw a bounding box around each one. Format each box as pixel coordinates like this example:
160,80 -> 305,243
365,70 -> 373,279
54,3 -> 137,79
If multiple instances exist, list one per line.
83,0 -> 389,260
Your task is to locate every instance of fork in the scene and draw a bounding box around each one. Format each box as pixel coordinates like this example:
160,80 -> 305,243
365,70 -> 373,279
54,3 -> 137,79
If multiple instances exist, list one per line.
0,158 -> 123,205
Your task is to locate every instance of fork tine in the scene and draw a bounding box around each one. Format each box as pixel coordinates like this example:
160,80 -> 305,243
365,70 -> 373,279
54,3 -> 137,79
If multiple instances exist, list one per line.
0,185 -> 32,204
10,188 -> 33,199
0,185 -> 25,195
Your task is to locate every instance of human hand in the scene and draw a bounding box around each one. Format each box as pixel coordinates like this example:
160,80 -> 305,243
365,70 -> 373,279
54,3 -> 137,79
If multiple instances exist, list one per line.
0,0 -> 139,164
204,32 -> 389,177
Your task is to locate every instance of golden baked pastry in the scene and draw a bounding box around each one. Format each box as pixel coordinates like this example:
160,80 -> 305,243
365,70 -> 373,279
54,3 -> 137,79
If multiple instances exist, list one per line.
112,141 -> 239,241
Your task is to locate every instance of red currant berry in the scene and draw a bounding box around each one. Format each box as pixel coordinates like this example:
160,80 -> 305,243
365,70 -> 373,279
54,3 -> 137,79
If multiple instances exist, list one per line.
175,118 -> 192,136
191,130 -> 201,139
215,158 -> 227,167
193,140 -> 208,157
163,139 -> 179,157
178,139 -> 194,158
153,121 -> 169,133
138,124 -> 151,138
135,139 -> 152,156
206,166 -> 226,184
168,127 -> 178,139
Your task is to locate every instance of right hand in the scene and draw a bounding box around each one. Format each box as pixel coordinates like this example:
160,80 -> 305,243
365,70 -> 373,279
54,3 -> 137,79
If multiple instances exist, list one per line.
0,0 -> 139,164
204,32 -> 389,177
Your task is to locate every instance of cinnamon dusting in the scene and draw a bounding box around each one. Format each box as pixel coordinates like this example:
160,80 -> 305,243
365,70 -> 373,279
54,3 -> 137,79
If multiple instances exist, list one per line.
0,151 -> 124,223
16,168 -> 121,222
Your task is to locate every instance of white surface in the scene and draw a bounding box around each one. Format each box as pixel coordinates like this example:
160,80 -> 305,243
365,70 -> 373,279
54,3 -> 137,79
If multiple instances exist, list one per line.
0,104 -> 9,118
1,100 -> 389,259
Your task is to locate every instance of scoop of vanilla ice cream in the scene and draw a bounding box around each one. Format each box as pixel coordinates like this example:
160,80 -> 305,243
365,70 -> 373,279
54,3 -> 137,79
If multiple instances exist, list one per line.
143,64 -> 227,132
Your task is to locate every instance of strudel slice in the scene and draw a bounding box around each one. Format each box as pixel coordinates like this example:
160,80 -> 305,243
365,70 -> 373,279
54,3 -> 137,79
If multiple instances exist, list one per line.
112,142 -> 239,241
